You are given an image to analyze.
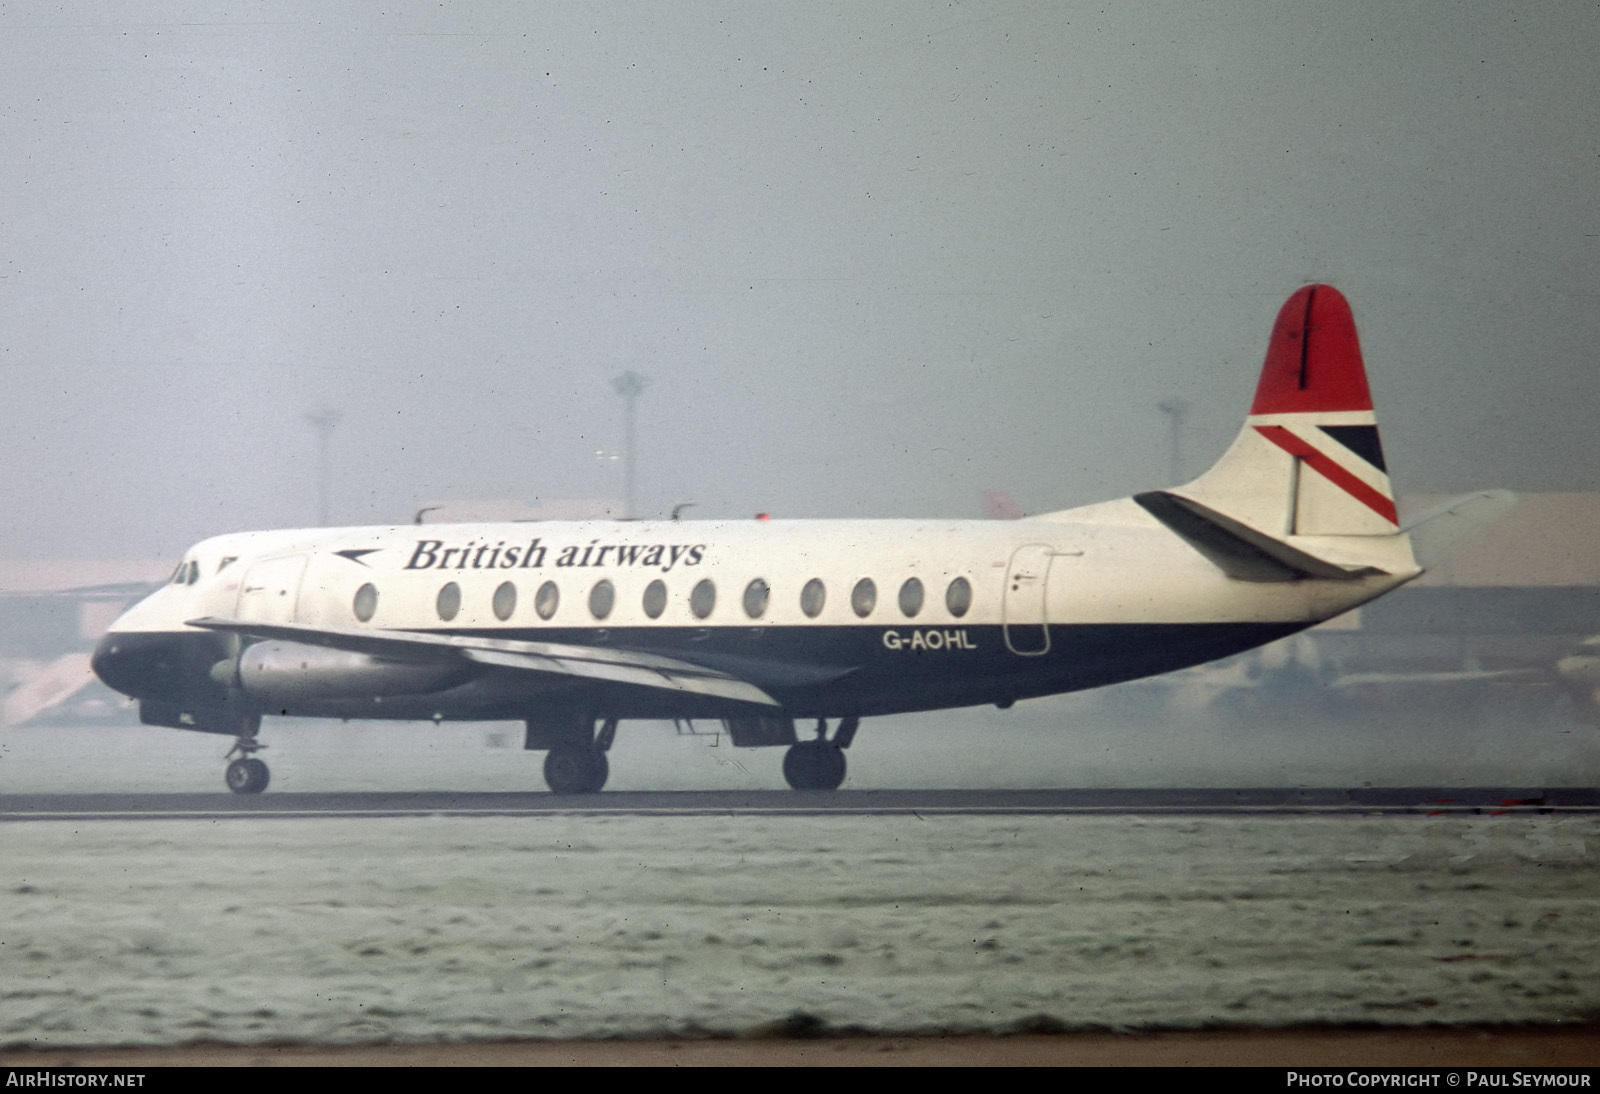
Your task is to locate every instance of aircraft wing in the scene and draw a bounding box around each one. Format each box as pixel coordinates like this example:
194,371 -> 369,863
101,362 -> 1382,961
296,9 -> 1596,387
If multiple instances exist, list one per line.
185,617 -> 781,708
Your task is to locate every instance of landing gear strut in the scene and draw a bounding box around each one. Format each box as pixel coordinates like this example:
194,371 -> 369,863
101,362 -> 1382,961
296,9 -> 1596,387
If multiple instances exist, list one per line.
223,715 -> 268,794
782,716 -> 857,791
529,715 -> 616,794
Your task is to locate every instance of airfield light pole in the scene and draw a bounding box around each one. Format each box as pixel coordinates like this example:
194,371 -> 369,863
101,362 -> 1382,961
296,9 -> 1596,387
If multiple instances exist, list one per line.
1157,397 -> 1191,485
306,408 -> 342,526
611,371 -> 648,519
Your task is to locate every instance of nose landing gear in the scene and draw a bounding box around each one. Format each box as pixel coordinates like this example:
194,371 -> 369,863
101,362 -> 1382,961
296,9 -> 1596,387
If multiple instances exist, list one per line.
223,715 -> 268,795
225,755 -> 270,794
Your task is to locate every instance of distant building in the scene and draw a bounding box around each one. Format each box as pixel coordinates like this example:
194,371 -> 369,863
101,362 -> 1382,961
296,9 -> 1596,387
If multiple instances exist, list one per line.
1344,493 -> 1600,678
1166,494 -> 1600,722
0,559 -> 170,725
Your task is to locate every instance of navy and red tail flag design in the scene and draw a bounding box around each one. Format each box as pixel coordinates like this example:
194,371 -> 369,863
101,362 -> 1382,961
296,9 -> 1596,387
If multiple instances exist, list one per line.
1176,285 -> 1400,539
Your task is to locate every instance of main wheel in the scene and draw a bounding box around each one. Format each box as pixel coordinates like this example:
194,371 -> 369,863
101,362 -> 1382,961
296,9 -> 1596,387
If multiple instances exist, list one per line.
782,740 -> 846,791
225,757 -> 270,794
544,746 -> 609,794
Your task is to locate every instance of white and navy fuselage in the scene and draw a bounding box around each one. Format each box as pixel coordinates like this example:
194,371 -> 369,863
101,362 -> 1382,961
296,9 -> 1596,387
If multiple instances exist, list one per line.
92,507 -> 1411,727
92,286 -> 1468,780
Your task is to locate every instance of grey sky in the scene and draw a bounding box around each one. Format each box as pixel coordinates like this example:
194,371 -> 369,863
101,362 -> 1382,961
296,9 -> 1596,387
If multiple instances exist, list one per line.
3,2 -> 1597,559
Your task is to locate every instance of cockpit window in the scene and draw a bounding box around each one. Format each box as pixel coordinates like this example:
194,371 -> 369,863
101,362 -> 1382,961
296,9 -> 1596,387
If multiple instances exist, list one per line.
186,561 -> 199,585
218,557 -> 237,573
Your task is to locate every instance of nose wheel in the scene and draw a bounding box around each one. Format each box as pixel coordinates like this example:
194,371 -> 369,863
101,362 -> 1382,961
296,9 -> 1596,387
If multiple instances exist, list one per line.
224,725 -> 269,795
225,756 -> 271,794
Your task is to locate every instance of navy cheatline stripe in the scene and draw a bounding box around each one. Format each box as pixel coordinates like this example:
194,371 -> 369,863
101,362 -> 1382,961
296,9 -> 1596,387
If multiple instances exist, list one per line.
1319,424 -> 1388,472
95,621 -> 1307,723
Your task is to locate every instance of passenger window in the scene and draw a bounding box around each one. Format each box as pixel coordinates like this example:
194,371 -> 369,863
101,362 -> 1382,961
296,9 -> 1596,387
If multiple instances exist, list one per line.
589,579 -> 615,620
690,578 -> 716,620
851,578 -> 876,618
946,576 -> 973,618
352,583 -> 378,623
898,577 -> 924,618
743,578 -> 770,619
436,582 -> 461,621
492,581 -> 517,622
535,580 -> 559,620
642,579 -> 667,619
800,578 -> 826,618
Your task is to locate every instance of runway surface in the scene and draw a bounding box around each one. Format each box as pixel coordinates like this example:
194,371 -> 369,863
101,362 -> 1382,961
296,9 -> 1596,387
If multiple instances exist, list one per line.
4,785 -> 1599,821
7,800 -> 1598,1046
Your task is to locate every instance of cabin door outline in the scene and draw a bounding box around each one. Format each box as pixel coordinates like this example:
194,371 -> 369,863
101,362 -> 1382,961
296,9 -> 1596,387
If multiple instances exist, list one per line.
235,555 -> 307,624
1002,543 -> 1054,656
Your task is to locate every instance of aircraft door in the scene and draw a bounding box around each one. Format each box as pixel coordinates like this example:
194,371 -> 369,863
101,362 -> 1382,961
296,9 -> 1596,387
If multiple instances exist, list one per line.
1002,543 -> 1054,656
235,556 -> 307,624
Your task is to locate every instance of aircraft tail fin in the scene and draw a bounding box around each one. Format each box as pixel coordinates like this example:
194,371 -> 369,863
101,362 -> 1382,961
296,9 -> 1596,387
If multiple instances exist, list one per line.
1169,284 -> 1402,541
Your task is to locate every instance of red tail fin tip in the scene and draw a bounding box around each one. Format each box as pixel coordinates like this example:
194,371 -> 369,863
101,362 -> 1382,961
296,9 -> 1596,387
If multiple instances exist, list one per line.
1249,284 -> 1373,416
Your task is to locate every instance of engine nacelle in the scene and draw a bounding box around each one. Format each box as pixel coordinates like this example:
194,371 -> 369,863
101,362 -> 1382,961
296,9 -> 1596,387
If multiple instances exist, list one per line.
221,641 -> 467,705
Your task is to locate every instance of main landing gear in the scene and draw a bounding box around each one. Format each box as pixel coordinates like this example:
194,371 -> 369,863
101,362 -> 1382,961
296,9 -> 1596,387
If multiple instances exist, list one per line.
223,715 -> 269,795
782,716 -> 858,791
530,715 -> 616,794
544,744 -> 609,795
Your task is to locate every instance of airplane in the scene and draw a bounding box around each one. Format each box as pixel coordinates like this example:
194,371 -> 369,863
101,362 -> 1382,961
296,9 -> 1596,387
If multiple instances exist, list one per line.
89,284 -> 1510,795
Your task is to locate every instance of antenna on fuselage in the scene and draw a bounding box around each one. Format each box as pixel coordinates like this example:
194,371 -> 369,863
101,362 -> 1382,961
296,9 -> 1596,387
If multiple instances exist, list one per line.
414,506 -> 442,525
670,502 -> 696,522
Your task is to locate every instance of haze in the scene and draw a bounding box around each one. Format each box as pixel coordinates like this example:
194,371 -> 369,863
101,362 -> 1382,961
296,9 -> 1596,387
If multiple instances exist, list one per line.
3,2 -> 1596,560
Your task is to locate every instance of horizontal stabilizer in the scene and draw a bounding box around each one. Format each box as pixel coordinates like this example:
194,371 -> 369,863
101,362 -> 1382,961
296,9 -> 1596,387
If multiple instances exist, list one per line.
1401,490 -> 1517,571
1133,491 -> 1379,583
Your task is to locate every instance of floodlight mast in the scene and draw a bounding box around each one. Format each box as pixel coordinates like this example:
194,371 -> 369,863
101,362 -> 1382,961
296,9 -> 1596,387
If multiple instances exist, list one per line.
611,371 -> 648,519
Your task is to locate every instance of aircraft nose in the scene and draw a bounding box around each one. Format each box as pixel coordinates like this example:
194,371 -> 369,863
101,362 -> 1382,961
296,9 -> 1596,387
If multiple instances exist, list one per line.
91,631 -> 182,700
91,632 -> 138,696
92,628 -> 230,705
